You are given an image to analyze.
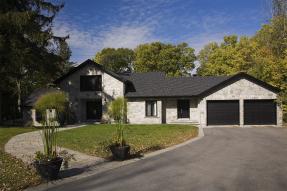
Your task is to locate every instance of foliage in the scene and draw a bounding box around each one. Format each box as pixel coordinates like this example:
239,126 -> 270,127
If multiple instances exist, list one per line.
0,127 -> 40,191
58,150 -> 76,169
0,150 -> 41,191
108,97 -> 127,146
134,42 -> 196,76
95,48 -> 134,72
0,0 -> 71,116
57,124 -> 198,158
197,17 -> 287,100
34,91 -> 68,120
34,91 -> 68,160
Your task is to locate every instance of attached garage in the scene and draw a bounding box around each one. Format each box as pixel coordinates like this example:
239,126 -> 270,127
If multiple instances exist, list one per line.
207,100 -> 240,125
244,100 -> 277,125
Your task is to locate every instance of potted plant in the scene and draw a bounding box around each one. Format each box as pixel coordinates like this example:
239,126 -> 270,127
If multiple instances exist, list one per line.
33,91 -> 68,180
108,97 -> 130,160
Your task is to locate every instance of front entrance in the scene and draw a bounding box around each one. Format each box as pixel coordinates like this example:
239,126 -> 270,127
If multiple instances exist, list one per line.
86,100 -> 102,120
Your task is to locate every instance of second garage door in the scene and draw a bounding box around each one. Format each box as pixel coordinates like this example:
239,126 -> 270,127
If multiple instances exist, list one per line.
207,100 -> 240,125
244,100 -> 277,125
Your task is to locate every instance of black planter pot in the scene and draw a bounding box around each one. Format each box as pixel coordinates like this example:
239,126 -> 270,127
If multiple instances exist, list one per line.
34,157 -> 63,180
110,145 -> 130,161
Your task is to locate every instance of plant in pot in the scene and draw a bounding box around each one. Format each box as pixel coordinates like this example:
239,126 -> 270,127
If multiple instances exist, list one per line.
33,91 -> 68,180
108,97 -> 130,160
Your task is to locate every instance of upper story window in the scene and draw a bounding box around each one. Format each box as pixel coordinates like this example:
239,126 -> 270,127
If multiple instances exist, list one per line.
177,100 -> 190,118
80,75 -> 102,91
146,100 -> 157,117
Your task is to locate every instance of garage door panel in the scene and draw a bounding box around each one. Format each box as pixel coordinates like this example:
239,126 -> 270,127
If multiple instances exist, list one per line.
244,100 -> 276,125
207,100 -> 240,125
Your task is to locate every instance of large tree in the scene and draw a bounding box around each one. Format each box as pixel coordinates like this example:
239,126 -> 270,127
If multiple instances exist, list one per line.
134,42 -> 196,76
197,18 -> 287,89
94,48 -> 134,73
197,1 -> 287,119
0,0 -> 71,115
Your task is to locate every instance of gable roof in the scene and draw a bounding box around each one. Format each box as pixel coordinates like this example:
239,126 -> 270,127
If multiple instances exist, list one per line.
53,60 -> 280,98
197,72 -> 280,97
23,88 -> 61,107
54,59 -> 127,84
120,72 -> 280,98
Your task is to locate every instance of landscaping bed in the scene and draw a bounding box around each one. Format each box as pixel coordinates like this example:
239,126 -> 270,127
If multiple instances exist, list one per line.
0,127 -> 41,191
58,124 -> 198,158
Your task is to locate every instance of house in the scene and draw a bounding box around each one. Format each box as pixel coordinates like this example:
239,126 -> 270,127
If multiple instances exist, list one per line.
25,59 -> 283,127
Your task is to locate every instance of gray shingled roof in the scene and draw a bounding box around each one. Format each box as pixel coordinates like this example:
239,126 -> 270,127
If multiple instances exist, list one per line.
24,88 -> 61,107
120,72 -> 231,98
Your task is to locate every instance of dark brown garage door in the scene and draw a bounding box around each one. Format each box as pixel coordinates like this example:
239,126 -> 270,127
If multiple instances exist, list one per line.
207,100 -> 240,125
244,100 -> 277,125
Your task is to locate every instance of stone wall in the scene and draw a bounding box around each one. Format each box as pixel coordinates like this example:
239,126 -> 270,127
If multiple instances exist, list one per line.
198,78 -> 283,127
127,99 -> 162,124
58,64 -> 124,122
165,98 -> 199,124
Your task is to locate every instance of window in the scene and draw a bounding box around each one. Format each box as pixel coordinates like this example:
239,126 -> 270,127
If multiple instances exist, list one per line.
177,100 -> 190,118
80,75 -> 102,91
146,101 -> 157,117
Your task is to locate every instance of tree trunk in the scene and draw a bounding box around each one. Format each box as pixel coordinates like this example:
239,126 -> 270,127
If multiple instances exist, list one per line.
16,80 -> 21,114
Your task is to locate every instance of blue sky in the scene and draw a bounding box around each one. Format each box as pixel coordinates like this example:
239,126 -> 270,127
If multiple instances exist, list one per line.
53,0 -> 272,63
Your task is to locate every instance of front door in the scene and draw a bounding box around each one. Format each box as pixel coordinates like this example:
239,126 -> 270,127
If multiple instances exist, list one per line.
86,100 -> 102,120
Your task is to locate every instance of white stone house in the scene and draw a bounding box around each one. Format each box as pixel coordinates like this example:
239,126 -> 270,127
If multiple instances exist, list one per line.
24,59 -> 283,127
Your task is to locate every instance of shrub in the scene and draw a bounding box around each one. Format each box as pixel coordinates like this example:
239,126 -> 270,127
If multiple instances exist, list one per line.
34,91 -> 68,124
34,91 -> 68,160
108,97 -> 127,146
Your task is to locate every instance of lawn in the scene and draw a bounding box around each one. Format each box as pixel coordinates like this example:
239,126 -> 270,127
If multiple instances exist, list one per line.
58,124 -> 198,158
0,127 -> 41,191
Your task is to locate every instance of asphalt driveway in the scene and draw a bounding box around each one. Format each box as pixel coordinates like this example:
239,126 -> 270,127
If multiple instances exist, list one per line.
46,128 -> 287,191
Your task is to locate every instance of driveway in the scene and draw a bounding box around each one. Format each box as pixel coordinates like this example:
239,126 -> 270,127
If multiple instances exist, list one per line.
46,128 -> 287,191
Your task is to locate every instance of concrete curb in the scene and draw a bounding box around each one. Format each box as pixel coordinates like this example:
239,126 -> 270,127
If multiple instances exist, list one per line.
26,126 -> 204,191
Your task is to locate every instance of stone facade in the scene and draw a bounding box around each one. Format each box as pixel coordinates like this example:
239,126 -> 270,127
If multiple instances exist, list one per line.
58,64 -> 124,122
127,99 -> 162,124
197,78 -> 282,127
126,78 -> 283,127
56,67 -> 282,127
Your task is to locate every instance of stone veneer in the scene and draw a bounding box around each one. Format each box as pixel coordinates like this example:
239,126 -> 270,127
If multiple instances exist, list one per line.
197,78 -> 283,127
126,78 -> 283,127
127,99 -> 162,124
58,68 -> 282,127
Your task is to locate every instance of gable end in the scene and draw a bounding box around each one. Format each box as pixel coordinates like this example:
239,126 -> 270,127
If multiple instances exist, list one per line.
198,72 -> 280,98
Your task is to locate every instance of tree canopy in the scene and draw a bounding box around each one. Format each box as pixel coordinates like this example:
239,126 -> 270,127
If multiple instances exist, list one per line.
197,17 -> 287,93
94,48 -> 134,72
134,42 -> 196,76
0,0 -> 71,114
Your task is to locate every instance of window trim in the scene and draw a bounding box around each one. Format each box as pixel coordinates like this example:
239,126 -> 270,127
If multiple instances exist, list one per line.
80,75 -> 102,92
145,100 -> 157,117
177,100 -> 190,119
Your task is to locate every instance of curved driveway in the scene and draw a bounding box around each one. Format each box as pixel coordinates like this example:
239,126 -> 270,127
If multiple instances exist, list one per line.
47,128 -> 287,191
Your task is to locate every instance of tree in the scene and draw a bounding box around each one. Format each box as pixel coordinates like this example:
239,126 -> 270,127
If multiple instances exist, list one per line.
197,4 -> 287,120
272,0 -> 287,17
134,42 -> 196,76
0,0 -> 71,115
94,48 -> 134,73
197,36 -> 259,76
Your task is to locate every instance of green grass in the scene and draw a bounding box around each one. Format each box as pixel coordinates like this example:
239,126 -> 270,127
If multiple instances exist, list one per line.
58,124 -> 198,158
0,127 -> 41,191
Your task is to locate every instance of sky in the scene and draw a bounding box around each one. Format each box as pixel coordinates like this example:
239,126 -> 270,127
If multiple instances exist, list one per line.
53,0 -> 272,64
